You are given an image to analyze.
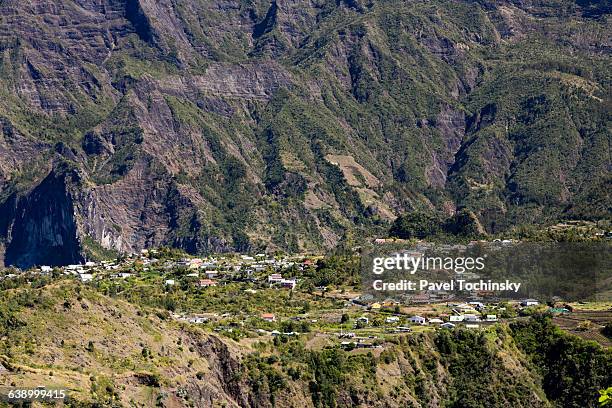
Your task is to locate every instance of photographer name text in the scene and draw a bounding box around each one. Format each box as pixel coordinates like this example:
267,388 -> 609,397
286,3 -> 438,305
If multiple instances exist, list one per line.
372,279 -> 522,293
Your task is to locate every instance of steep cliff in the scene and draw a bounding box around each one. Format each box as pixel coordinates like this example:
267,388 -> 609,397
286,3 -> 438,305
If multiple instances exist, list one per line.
0,0 -> 609,266
2,163 -> 82,268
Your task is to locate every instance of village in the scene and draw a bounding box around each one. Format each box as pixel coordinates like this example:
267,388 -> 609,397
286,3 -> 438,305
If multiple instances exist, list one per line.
3,246 -> 609,349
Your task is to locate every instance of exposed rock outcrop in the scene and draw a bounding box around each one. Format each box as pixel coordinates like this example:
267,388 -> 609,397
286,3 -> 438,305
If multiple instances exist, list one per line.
4,163 -> 83,268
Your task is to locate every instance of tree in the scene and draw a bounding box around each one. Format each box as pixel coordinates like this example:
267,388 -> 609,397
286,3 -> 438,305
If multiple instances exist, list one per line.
600,387 -> 612,406
389,211 -> 442,239
301,280 -> 315,294
444,209 -> 485,237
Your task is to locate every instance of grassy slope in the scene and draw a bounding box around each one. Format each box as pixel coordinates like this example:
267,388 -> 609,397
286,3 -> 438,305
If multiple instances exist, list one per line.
0,279 -> 609,407
0,280 -> 249,407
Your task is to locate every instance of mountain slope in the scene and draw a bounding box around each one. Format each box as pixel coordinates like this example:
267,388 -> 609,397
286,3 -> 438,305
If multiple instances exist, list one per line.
0,279 -> 558,407
0,279 -> 610,407
0,0 -> 609,267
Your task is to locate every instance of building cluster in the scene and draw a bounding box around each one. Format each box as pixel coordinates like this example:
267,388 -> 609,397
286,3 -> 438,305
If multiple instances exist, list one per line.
17,250 -> 317,291
346,298 -> 544,334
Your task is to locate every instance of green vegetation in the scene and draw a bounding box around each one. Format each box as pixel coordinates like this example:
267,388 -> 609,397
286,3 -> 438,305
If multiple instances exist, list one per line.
239,319 -> 609,407
389,211 -> 443,240
600,387 -> 612,407
511,315 -> 612,408
0,251 -> 610,407
81,236 -> 121,262
389,209 -> 485,241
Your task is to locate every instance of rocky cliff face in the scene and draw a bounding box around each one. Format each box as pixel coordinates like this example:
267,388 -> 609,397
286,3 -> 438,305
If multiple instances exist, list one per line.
2,163 -> 82,268
0,0 -> 609,267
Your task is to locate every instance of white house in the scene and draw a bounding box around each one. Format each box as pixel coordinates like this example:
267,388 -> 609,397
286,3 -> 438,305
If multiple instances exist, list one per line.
428,318 -> 444,324
440,322 -> 456,329
386,316 -> 400,324
456,303 -> 476,313
449,315 -> 465,322
486,315 -> 498,322
280,279 -> 297,290
409,315 -> 427,325
79,274 -> 93,282
464,314 -> 481,322
165,279 -> 175,286
204,271 -> 218,279
521,299 -> 539,307
187,316 -> 207,324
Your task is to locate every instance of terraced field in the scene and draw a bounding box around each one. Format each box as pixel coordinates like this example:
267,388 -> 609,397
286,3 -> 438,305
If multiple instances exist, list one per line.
553,310 -> 612,347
